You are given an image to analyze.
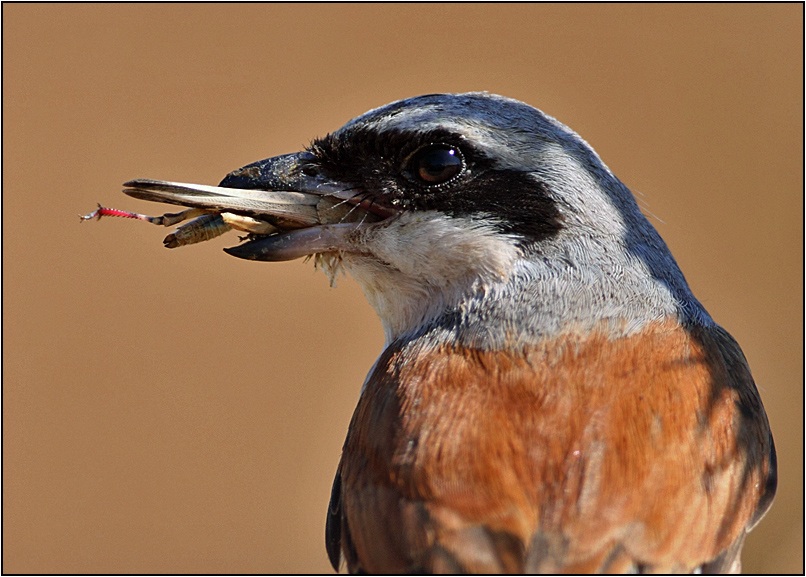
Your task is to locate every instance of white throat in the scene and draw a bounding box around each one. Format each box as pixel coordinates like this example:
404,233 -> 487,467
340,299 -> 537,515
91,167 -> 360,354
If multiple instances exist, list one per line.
332,212 -> 522,344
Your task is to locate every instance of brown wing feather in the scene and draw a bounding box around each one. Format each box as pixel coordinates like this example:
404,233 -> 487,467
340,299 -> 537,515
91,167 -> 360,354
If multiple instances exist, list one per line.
327,320 -> 776,573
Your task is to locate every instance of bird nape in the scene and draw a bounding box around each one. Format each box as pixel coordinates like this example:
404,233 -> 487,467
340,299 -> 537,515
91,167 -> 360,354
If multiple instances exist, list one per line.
85,92 -> 776,574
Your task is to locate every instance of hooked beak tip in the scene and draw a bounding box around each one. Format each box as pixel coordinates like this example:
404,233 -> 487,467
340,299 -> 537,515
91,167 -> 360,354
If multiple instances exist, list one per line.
223,244 -> 259,260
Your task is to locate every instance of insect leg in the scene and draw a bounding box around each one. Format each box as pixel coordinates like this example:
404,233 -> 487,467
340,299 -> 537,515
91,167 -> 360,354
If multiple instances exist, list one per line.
80,204 -> 209,227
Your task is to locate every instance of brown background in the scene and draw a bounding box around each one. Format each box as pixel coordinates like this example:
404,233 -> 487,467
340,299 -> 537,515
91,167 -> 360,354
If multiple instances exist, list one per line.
3,4 -> 802,574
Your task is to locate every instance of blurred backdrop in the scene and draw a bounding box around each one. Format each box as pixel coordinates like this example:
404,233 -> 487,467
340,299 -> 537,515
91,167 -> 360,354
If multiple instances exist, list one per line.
3,4 -> 802,574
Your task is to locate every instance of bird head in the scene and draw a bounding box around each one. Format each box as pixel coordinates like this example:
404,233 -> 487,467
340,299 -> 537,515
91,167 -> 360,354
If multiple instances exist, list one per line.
126,93 -> 710,345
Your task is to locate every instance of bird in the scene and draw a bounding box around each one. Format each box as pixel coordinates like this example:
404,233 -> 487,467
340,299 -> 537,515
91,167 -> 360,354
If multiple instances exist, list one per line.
117,93 -> 776,574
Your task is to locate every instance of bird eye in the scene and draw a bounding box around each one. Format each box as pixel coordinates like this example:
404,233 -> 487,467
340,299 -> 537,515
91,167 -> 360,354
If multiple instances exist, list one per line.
407,144 -> 464,186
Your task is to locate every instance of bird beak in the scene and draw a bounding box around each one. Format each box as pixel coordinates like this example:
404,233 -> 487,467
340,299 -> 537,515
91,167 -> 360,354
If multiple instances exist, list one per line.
122,152 -> 396,261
